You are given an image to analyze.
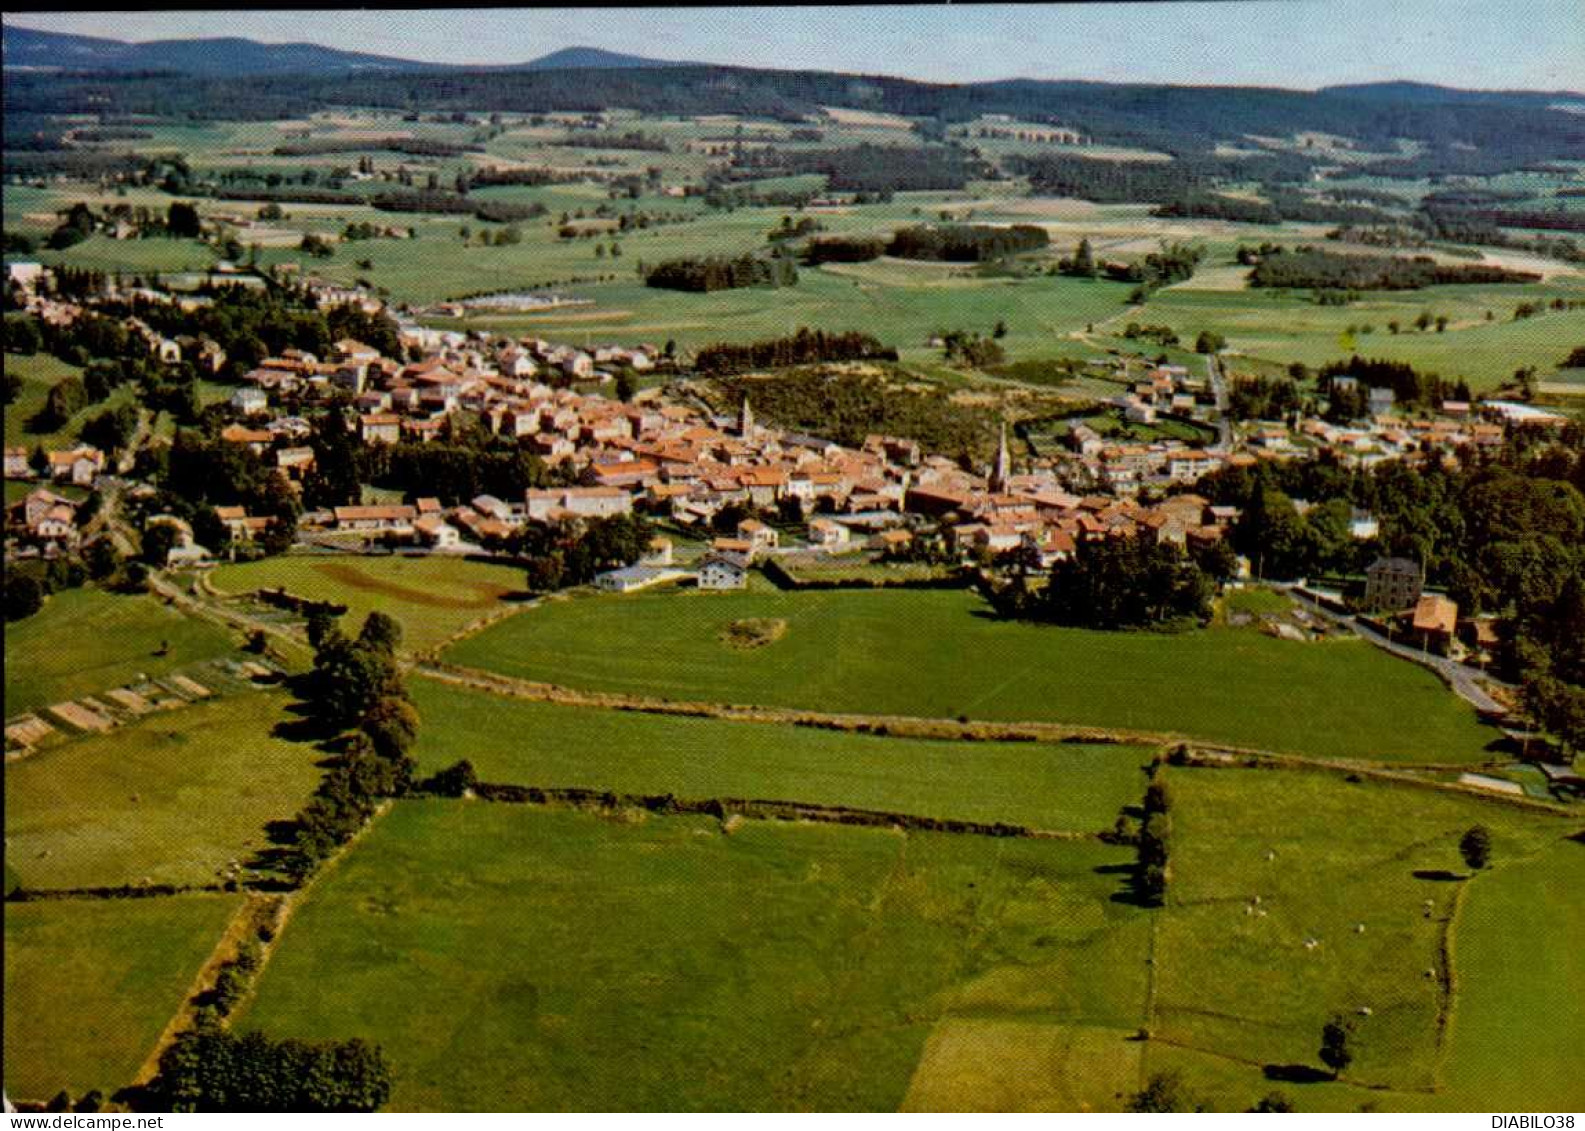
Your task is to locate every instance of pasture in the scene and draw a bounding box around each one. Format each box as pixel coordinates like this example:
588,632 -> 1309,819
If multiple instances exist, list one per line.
238,800 -> 1149,1111
209,554 -> 526,654
1140,278 -> 1585,393
5,690 -> 322,889
1436,837 -> 1585,1110
443,587 -> 1500,763
1151,765 -> 1581,1107
4,587 -> 238,716
3,894 -> 239,1101
408,676 -> 1151,831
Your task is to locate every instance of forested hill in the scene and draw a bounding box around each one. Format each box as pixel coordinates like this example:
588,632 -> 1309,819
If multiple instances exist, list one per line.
5,45 -> 1583,173
0,26 -> 455,76
0,27 -> 683,77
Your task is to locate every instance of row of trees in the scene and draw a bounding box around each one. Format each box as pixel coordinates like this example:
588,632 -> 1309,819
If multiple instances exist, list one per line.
148,1028 -> 391,1112
886,223 -> 1049,263
1249,247 -> 1540,291
282,611 -> 420,882
693,328 -> 896,376
644,253 -> 798,293
994,535 -> 1219,630
484,513 -> 655,592
733,142 -> 986,192
1228,375 -> 1303,422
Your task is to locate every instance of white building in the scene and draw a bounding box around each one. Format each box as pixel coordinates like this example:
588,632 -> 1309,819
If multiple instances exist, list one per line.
697,551 -> 750,590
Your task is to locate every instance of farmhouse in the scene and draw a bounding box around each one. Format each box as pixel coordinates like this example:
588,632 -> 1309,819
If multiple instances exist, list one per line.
1408,594 -> 1459,655
46,447 -> 105,486
697,551 -> 751,590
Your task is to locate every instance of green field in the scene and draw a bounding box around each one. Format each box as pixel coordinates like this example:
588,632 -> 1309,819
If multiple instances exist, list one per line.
2,352 -> 123,451
1153,767 -> 1578,1102
445,588 -> 1500,763
409,676 -> 1149,831
4,587 -> 239,716
209,554 -> 527,654
239,800 -> 1149,1111
5,691 -> 322,890
1437,837 -> 1585,1110
4,894 -> 237,1101
1138,280 -> 1585,393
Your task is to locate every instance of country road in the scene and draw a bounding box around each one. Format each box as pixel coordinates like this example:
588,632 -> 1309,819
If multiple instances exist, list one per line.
1286,586 -> 1511,716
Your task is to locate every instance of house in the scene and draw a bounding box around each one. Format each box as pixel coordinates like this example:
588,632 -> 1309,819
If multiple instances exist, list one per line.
1069,424 -> 1104,458
359,414 -> 403,445
413,514 -> 461,549
641,535 -> 674,566
231,388 -> 269,416
736,518 -> 780,552
697,551 -> 750,590
807,517 -> 851,549
1368,387 -> 1396,415
1365,556 -> 1422,611
219,424 -> 273,454
1349,509 -> 1379,540
523,487 -> 633,521
46,446 -> 105,486
14,489 -> 80,543
4,448 -> 31,479
275,447 -> 315,481
332,504 -> 417,533
1408,594 -> 1458,655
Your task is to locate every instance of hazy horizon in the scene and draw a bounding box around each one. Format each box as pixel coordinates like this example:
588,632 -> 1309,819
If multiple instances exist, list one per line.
5,3 -> 1584,93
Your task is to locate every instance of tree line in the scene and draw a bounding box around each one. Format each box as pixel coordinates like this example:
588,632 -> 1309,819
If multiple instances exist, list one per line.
1248,246 -> 1540,291
693,328 -> 896,376
886,223 -> 1049,262
644,253 -> 798,293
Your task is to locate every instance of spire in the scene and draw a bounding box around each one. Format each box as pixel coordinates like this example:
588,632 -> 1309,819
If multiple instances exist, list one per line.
739,394 -> 754,439
992,420 -> 1011,492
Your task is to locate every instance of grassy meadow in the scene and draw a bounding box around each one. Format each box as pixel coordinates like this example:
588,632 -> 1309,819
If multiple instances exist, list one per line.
1153,766 -> 1579,1100
444,587 -> 1500,763
238,800 -> 1150,1111
3,894 -> 238,1101
4,691 -> 322,890
4,587 -> 239,716
209,554 -> 527,654
409,676 -> 1151,831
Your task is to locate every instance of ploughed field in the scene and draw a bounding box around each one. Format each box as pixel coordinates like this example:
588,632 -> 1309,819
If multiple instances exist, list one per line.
209,554 -> 527,654
443,587 -> 1500,764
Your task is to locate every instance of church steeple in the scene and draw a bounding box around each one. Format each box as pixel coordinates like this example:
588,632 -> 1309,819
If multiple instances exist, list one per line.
738,394 -> 755,439
992,420 -> 1011,493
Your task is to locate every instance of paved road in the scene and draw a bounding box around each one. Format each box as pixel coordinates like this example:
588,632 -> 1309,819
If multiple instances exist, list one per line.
1206,353 -> 1232,452
1286,585 -> 1510,716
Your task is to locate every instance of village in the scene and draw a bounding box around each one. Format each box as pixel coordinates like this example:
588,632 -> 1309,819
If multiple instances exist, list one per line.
5,258 -> 1572,638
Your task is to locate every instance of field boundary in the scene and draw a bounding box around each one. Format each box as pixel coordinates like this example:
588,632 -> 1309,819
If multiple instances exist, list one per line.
417,661 -> 1576,813
468,781 -> 1098,840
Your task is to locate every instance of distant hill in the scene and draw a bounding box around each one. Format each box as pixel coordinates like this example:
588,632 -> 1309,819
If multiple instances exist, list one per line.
0,26 -> 450,75
0,26 -> 686,76
1318,80 -> 1583,107
517,46 -> 687,71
